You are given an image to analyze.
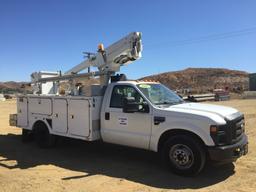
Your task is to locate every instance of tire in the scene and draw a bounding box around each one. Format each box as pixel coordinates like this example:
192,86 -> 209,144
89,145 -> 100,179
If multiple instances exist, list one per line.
22,129 -> 33,143
34,122 -> 56,148
161,135 -> 206,176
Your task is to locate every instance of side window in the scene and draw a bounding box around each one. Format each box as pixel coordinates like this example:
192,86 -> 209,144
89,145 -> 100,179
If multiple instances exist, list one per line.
110,85 -> 144,108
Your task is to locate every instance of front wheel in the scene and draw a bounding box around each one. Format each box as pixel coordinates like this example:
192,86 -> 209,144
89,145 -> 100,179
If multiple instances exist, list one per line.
161,135 -> 206,176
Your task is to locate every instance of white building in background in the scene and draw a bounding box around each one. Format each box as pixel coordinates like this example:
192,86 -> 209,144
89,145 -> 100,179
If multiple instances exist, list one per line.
0,94 -> 6,101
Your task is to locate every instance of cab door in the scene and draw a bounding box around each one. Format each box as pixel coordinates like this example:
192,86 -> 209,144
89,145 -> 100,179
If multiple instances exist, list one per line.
101,85 -> 152,149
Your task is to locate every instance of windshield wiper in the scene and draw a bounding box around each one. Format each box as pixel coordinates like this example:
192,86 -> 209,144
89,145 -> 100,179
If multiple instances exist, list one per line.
155,100 -> 184,105
155,101 -> 175,105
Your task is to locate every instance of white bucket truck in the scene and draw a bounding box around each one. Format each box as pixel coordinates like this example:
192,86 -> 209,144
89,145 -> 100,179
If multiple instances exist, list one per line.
9,32 -> 248,175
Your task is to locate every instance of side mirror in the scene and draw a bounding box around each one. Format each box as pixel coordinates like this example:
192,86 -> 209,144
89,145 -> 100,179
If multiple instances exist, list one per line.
123,97 -> 139,113
142,102 -> 150,113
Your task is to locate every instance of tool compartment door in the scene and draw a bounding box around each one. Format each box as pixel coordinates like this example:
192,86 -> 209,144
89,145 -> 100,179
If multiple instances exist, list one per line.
29,98 -> 52,115
68,99 -> 90,137
52,99 -> 68,134
17,97 -> 28,127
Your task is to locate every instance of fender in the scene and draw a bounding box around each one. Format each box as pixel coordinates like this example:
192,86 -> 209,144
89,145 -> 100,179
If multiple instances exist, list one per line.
31,119 -> 52,133
149,120 -> 215,152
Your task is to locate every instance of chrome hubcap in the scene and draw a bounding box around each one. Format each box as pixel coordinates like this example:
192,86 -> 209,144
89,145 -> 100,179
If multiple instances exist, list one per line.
169,144 -> 194,169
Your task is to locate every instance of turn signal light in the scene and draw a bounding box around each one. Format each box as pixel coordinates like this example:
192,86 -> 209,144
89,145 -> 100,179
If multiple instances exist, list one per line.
210,125 -> 218,134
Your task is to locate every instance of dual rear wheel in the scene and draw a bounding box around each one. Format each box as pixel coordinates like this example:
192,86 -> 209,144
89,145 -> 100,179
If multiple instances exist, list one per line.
22,121 -> 55,148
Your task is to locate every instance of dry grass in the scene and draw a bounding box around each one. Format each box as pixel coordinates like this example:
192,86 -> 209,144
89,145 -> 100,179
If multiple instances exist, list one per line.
0,99 -> 255,192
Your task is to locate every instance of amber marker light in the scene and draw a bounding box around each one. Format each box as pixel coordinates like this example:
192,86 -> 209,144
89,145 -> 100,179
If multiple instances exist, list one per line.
98,43 -> 104,51
210,125 -> 218,134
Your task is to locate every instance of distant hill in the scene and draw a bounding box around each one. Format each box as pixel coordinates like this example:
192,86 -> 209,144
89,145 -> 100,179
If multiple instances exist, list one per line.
0,81 -> 31,94
0,68 -> 249,94
140,68 -> 249,94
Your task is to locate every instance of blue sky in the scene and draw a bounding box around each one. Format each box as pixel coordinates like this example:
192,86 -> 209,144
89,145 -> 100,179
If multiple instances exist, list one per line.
0,0 -> 256,81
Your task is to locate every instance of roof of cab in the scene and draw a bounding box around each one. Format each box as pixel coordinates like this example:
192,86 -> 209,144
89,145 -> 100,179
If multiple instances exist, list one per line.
112,80 -> 159,85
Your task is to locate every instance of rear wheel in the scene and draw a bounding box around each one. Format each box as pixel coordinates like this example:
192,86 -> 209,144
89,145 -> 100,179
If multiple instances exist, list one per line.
22,129 -> 33,143
161,135 -> 206,176
34,122 -> 56,148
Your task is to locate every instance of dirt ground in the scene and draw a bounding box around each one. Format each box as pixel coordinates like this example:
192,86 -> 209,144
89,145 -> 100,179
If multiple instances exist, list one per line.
0,99 -> 255,192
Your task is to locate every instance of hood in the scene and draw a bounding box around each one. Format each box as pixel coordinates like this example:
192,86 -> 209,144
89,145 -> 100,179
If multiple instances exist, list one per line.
168,102 -> 240,120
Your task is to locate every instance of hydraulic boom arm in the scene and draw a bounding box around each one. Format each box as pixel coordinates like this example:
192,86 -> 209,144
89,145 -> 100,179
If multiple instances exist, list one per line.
30,32 -> 142,94
65,32 -> 142,75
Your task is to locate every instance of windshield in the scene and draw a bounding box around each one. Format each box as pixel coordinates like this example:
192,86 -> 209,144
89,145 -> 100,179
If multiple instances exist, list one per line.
136,83 -> 184,106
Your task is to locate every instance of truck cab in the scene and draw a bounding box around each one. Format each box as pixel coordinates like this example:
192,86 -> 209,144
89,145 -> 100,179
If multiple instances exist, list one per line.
100,81 -> 248,175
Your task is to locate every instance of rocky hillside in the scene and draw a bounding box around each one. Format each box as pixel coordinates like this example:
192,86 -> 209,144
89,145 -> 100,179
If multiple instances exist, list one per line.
0,81 -> 31,94
140,68 -> 249,94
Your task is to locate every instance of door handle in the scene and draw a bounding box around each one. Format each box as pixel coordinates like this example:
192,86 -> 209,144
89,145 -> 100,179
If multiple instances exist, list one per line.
105,112 -> 110,120
154,116 -> 165,125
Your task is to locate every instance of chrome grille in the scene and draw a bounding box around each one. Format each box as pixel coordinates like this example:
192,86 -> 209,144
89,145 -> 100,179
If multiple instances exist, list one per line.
231,116 -> 244,143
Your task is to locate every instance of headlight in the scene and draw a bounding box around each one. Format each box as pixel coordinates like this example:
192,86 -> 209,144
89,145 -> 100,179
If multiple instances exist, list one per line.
210,125 -> 227,146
